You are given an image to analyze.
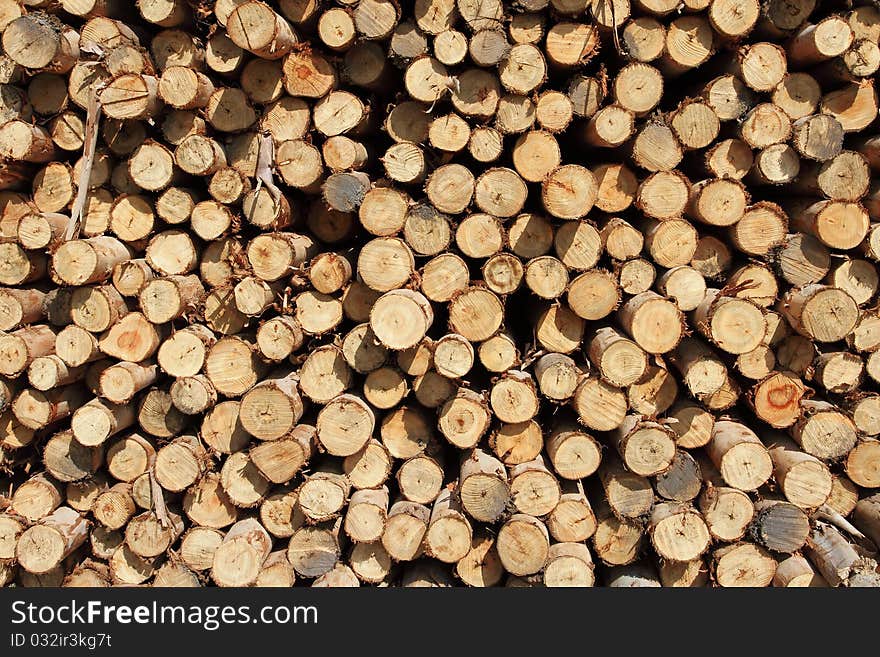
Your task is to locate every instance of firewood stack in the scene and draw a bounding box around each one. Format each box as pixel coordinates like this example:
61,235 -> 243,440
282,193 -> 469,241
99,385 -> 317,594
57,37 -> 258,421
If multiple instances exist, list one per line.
0,0 -> 879,589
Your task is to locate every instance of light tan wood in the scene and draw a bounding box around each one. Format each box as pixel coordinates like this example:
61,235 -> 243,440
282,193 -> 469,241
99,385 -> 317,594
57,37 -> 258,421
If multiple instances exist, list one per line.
707,420 -> 772,491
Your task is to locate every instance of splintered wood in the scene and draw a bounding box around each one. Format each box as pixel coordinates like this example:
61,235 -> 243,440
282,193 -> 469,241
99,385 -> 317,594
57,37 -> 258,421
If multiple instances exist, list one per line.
2,0 -> 880,589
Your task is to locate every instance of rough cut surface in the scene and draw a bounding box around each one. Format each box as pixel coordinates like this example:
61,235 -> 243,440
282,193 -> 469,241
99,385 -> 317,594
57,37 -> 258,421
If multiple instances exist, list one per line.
0,0 -> 879,589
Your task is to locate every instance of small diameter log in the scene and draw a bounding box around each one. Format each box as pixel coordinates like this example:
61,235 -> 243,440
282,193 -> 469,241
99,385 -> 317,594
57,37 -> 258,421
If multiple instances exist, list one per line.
618,291 -> 683,355
787,18 -> 854,67
458,449 -> 510,524
599,456 -> 654,520
852,495 -> 880,549
547,482 -> 596,544
533,353 -> 581,403
299,472 -> 350,523
774,555 -> 826,587
287,519 -> 343,579
70,285 -> 127,333
812,352 -> 863,394
750,372 -> 807,429
654,450 -> 702,502
509,455 -> 560,517
71,398 -> 135,447
587,328 -> 647,389
239,372 -> 304,440
851,395 -> 880,437
11,473 -> 62,522
16,507 -> 89,575
138,387 -> 187,440
648,503 -> 711,562
670,338 -> 728,398
66,473 -> 109,514
612,415 -> 676,477
792,201 -> 869,251
432,334 -> 474,380
98,362 -> 158,404
13,385 -> 87,430
251,425 -> 314,485
750,499 -> 810,553
791,400 -> 858,461
220,451 -> 270,509
706,420 -> 772,492
205,337 -> 267,398
593,503 -> 644,567
211,518 -> 272,587
381,500 -> 429,562
496,515 -> 549,577
438,389 -> 490,450
112,260 -> 154,297
154,435 -> 208,493
156,325 -> 215,378
183,473 -> 237,529
256,317 -> 303,362
0,325 -> 57,378
344,487 -> 388,544
316,394 -> 375,457
51,236 -> 130,286
424,489 -> 472,564
805,524 -> 863,587
0,288 -> 46,332
693,289 -> 766,356
489,370 -> 539,425
227,2 -> 297,60
92,483 -> 136,530
370,289 -> 433,351
846,439 -> 880,489
98,313 -> 162,363
139,275 -> 205,324
489,420 -> 542,468
712,543 -> 776,588
43,431 -> 102,484
105,433 -> 154,483
687,178 -> 748,227
343,439 -> 392,491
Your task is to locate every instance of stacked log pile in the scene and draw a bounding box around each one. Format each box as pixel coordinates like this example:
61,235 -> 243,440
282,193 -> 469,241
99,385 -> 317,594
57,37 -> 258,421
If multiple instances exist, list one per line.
0,0 -> 879,588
